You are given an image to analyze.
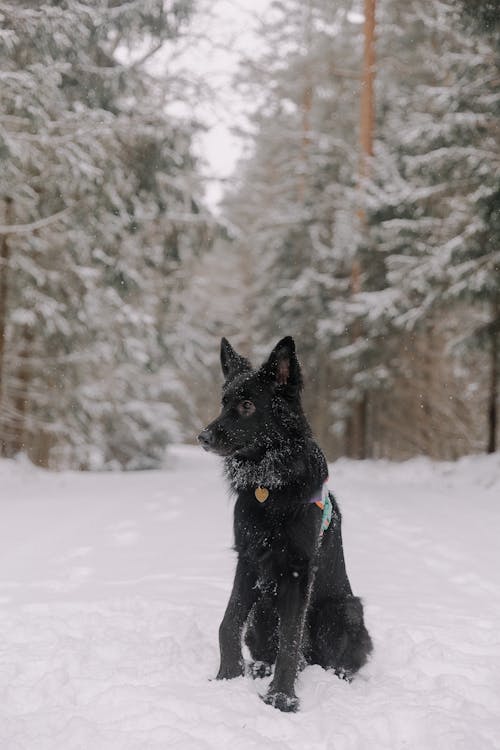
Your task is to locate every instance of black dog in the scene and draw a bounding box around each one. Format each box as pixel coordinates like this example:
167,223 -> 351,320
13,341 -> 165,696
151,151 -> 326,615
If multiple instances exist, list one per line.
198,336 -> 372,712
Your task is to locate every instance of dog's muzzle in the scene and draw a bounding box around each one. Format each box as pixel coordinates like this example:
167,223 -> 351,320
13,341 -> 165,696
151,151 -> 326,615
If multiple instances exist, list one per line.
197,429 -> 215,451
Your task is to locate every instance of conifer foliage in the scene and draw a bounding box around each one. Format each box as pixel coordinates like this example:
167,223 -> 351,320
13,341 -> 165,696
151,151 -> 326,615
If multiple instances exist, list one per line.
0,1 -> 497,468
221,0 -> 499,459
0,1 -> 211,469
222,0 -> 364,455
361,0 -> 500,456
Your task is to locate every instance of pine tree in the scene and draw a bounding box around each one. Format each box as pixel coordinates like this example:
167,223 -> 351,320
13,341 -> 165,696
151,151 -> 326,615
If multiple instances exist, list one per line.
357,0 -> 499,456
0,0 -> 211,468
220,0 -> 499,459
222,0 -> 364,456
457,0 -> 500,453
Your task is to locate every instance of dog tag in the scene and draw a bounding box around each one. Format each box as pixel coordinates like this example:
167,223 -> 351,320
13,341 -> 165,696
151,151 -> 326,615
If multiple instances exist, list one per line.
255,486 -> 269,503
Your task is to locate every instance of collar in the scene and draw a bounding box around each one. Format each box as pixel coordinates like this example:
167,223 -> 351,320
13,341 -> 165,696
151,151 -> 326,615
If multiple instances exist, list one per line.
254,478 -> 333,535
307,480 -> 333,535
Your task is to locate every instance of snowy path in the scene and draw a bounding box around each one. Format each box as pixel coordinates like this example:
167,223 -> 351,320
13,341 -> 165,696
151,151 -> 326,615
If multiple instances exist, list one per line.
1,447 -> 500,750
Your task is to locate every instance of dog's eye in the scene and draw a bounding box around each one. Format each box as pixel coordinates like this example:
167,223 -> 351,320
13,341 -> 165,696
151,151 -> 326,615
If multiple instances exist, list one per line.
237,400 -> 256,416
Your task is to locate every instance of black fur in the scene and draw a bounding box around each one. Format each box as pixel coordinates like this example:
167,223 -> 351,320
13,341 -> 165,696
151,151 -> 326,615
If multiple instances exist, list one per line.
198,336 -> 372,712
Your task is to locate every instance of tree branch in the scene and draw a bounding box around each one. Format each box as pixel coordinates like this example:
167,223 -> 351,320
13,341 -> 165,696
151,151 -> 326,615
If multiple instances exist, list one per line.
0,207 -> 71,235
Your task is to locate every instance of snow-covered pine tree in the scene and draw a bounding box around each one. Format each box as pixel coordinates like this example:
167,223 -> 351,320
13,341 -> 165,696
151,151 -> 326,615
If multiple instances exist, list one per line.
222,0 -> 364,456
357,0 -> 500,457
0,1 -> 212,469
456,0 -> 500,453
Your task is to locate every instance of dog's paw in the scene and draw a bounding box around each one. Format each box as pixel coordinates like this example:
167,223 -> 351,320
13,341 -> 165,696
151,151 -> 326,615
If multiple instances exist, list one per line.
216,662 -> 244,680
261,690 -> 300,712
247,661 -> 272,679
334,666 -> 353,682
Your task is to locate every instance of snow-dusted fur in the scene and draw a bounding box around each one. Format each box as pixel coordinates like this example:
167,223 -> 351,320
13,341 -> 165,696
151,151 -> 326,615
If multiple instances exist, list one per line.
199,336 -> 372,712
225,440 -> 328,490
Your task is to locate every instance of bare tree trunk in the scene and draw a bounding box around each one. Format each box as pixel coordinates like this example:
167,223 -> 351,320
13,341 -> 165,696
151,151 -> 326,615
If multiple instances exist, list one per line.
420,326 -> 438,456
309,352 -> 333,456
346,261 -> 367,459
297,0 -> 313,204
0,199 -> 36,461
346,393 -> 368,459
29,427 -> 53,468
345,0 -> 376,460
7,326 -> 33,458
487,299 -> 499,454
0,197 -> 13,456
359,0 -> 376,192
239,240 -> 256,360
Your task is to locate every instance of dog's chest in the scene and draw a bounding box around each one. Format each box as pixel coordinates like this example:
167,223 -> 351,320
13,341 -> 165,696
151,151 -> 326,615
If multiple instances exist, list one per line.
234,497 -> 313,573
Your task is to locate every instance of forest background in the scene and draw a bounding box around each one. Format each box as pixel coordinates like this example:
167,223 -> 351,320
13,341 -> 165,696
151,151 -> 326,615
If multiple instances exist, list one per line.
0,0 -> 498,470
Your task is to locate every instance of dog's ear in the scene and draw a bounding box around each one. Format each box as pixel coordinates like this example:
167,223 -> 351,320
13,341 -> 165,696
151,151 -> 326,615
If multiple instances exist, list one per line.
261,336 -> 302,395
220,337 -> 251,381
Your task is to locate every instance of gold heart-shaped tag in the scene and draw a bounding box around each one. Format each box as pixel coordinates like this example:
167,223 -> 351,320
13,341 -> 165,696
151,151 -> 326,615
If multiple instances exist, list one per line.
255,486 -> 269,503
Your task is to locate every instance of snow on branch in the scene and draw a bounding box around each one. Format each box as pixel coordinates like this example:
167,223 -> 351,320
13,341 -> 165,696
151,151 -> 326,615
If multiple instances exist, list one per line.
0,208 -> 71,235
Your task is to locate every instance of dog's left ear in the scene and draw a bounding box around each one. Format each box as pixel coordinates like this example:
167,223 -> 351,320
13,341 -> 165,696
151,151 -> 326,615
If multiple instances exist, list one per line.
261,336 -> 302,394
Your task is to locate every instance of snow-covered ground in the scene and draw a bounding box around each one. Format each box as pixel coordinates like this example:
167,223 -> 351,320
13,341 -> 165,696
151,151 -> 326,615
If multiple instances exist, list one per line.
1,446 -> 500,750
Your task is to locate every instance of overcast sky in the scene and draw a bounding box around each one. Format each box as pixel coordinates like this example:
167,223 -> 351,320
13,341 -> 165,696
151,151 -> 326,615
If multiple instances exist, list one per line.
173,0 -> 272,211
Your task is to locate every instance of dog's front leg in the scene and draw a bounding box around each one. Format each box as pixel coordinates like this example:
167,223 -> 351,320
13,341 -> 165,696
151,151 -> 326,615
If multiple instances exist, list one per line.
217,557 -> 257,680
262,570 -> 309,712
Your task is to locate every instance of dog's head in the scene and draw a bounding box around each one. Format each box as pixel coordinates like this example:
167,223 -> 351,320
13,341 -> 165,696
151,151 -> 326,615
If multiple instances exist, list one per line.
198,336 -> 307,459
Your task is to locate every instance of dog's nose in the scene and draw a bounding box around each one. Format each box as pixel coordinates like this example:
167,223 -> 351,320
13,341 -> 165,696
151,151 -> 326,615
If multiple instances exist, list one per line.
197,429 -> 214,449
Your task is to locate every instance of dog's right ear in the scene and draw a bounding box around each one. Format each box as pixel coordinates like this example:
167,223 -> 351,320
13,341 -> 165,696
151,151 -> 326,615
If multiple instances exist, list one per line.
220,338 -> 251,381
260,336 -> 303,397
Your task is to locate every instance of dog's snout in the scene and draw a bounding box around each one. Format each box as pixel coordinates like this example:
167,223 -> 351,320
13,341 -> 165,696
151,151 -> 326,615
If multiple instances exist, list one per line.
197,429 -> 214,450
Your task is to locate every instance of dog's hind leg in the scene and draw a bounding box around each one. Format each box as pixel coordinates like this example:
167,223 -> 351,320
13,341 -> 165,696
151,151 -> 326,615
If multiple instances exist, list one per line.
244,596 -> 278,678
309,595 -> 372,679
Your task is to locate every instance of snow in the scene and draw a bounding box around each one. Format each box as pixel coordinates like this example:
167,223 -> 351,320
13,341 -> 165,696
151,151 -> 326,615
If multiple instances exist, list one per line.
1,446 -> 500,749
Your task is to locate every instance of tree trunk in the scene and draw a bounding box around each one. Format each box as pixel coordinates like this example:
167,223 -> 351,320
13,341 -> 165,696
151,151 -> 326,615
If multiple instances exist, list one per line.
487,300 -> 499,454
346,259 -> 367,459
297,0 -> 313,204
6,326 -> 33,458
359,0 -> 376,190
419,326 -> 437,457
29,428 -> 53,469
312,352 -> 333,456
346,391 -> 368,460
0,197 -> 13,456
346,0 -> 376,460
